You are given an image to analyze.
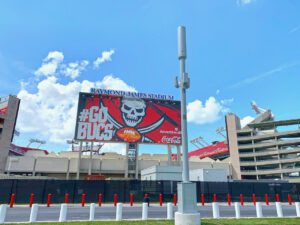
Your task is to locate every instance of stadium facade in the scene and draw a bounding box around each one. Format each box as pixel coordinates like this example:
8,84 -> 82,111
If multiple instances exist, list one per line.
4,150 -> 231,180
226,110 -> 300,182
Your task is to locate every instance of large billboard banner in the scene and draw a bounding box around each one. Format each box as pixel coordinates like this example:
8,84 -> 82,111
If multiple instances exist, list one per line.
75,91 -> 182,145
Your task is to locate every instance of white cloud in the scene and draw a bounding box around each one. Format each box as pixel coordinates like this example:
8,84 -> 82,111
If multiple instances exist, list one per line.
93,50 -> 115,68
101,143 -> 127,155
237,0 -> 255,6
17,75 -> 136,146
240,115 -> 254,128
289,25 -> 300,34
187,97 -> 232,125
61,60 -> 89,79
34,51 -> 64,77
96,75 -> 137,92
216,89 -> 220,95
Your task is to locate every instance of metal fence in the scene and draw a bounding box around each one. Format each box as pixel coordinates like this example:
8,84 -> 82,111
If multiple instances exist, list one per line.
0,179 -> 299,204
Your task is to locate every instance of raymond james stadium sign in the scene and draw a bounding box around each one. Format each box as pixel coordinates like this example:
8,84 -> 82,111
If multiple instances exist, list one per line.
90,88 -> 174,101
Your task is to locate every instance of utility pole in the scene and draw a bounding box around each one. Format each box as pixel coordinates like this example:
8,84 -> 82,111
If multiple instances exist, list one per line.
174,26 -> 200,225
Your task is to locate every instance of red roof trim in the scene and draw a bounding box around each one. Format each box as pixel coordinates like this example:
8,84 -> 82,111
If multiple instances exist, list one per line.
188,141 -> 228,159
10,143 -> 49,155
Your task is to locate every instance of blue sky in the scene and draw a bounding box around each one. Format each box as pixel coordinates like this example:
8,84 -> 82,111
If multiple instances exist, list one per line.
1,0 -> 300,154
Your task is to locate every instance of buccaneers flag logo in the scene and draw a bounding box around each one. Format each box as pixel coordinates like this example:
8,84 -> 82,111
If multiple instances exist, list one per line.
76,93 -> 182,145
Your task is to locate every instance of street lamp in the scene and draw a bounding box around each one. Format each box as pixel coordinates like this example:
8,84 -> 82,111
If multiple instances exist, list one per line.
216,127 -> 227,138
66,139 -> 79,151
174,26 -> 200,225
27,138 -> 46,148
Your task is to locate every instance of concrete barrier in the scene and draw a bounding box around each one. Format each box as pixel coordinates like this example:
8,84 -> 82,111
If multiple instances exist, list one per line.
234,202 -> 240,219
295,202 -> 300,217
167,202 -> 173,219
0,205 -> 7,224
142,202 -> 148,220
29,204 -> 39,222
212,202 -> 220,219
89,203 -> 96,221
256,202 -> 263,218
276,202 -> 283,217
116,203 -> 123,221
59,204 -> 68,222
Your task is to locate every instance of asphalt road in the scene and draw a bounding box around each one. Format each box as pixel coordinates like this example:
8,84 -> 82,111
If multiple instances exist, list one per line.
3,203 -> 299,223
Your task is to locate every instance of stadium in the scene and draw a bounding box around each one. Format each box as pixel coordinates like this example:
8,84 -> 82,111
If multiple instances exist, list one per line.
1,94 -> 300,183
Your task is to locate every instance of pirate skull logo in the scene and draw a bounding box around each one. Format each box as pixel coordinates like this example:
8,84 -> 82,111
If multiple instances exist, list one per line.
121,97 -> 146,127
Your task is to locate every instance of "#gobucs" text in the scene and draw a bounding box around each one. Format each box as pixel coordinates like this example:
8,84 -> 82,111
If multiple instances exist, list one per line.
76,106 -> 114,141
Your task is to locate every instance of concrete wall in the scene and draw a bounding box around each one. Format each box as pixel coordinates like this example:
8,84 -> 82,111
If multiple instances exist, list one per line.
5,156 -> 35,172
190,168 -> 228,182
141,165 -> 182,181
225,113 -> 242,179
6,154 -> 232,179
35,157 -> 69,173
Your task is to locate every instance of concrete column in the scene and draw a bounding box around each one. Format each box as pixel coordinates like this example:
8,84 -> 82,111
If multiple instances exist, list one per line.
256,202 -> 263,218
0,96 -> 20,173
116,203 -> 123,221
0,204 -> 7,223
29,204 -> 39,222
212,202 -> 220,219
99,160 -> 102,175
176,146 -> 181,165
89,203 -> 96,221
135,144 -> 139,179
66,158 -> 70,180
59,204 -> 68,222
124,144 -> 129,178
295,202 -> 300,217
167,202 -> 174,219
76,142 -> 83,180
234,202 -> 240,218
167,145 -> 172,165
276,202 -> 283,218
88,142 -> 94,175
32,158 -> 37,176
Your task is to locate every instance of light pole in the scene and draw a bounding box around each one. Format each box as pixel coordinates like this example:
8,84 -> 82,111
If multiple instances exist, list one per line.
27,138 -> 46,148
175,26 -> 200,225
66,139 -> 79,151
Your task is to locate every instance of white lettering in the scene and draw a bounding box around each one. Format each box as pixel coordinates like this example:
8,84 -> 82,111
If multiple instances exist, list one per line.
77,122 -> 88,139
89,106 -> 99,123
161,136 -> 181,144
89,89 -> 175,101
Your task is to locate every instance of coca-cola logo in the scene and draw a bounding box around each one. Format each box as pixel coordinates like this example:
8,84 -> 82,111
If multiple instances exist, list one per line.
161,136 -> 181,144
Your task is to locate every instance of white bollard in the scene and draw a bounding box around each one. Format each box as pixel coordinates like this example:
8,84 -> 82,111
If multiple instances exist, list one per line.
116,203 -> 123,221
59,204 -> 68,222
142,202 -> 148,220
295,202 -> 300,217
0,205 -> 7,224
29,204 -> 39,222
89,203 -> 96,221
212,202 -> 220,219
167,202 -> 173,219
234,202 -> 240,219
256,202 -> 263,218
276,202 -> 283,218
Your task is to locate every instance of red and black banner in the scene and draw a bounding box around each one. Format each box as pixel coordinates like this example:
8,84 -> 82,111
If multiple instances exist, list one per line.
75,92 -> 182,145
